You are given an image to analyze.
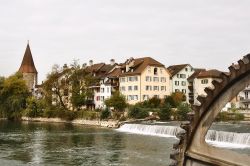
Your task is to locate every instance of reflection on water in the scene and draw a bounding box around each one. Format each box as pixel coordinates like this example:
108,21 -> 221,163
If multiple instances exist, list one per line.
0,121 -> 175,166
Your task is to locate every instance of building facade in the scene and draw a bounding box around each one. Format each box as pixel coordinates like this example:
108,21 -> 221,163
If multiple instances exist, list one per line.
192,69 -> 222,105
237,85 -> 250,109
167,64 -> 194,103
119,57 -> 170,105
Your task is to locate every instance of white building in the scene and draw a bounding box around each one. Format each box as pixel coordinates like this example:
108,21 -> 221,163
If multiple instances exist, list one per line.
192,69 -> 222,105
86,60 -> 117,109
167,64 -> 195,103
237,85 -> 250,109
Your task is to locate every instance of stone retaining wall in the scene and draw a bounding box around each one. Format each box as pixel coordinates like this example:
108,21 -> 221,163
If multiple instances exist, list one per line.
21,117 -> 119,128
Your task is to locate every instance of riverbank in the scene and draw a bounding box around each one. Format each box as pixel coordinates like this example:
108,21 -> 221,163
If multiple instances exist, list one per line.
21,117 -> 119,128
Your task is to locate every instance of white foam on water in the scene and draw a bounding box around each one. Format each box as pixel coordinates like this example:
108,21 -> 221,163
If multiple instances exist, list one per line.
205,130 -> 250,149
117,123 -> 250,149
117,123 -> 181,138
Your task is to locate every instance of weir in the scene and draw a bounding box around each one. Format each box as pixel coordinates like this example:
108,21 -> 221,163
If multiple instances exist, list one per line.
117,124 -> 250,148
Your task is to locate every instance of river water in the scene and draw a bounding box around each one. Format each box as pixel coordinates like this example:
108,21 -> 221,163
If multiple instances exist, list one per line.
0,121 -> 249,166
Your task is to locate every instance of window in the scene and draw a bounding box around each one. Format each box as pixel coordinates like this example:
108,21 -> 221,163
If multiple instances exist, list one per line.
153,77 -> 159,82
245,91 -> 249,99
153,86 -> 159,91
120,86 -> 126,91
154,95 -> 159,98
128,86 -> 132,91
161,77 -> 166,82
175,89 -> 180,92
134,86 -> 138,91
146,86 -> 152,91
134,76 -> 138,81
128,76 -> 138,82
180,74 -> 186,78
146,76 -> 151,82
128,95 -> 138,101
201,79 -> 208,84
64,89 -> 69,96
120,77 -> 126,82
175,81 -> 179,86
100,88 -> 104,93
148,67 -> 151,73
100,96 -> 105,101
96,96 -> 100,101
177,74 -> 180,78
154,68 -> 158,75
185,68 -> 188,71
181,81 -> 186,86
161,86 -> 166,91
182,89 -> 186,94
143,95 -> 149,100
107,87 -> 110,93
160,68 -> 163,74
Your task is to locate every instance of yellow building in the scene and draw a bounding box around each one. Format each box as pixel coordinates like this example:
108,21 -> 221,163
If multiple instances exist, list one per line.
119,57 -> 170,105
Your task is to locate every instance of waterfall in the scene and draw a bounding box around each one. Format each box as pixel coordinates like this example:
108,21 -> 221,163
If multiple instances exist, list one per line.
117,123 -> 250,148
117,123 -> 183,137
205,130 -> 250,148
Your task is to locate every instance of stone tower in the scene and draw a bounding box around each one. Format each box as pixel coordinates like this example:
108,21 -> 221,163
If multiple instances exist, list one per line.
18,42 -> 38,91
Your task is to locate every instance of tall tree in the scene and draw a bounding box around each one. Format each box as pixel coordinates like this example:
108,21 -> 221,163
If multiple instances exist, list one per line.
0,73 -> 29,119
104,91 -> 127,112
42,64 -> 70,110
70,60 -> 97,110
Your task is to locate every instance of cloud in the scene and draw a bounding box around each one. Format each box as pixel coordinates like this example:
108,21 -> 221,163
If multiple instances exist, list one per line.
0,0 -> 250,82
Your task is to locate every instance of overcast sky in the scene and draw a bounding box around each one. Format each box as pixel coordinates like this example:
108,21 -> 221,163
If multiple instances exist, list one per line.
1,0 -> 250,83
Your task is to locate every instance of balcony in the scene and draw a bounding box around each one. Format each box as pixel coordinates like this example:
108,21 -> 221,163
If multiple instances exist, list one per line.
188,85 -> 193,91
240,98 -> 250,103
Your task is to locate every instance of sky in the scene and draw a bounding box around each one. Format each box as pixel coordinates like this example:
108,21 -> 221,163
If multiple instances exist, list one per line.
0,0 -> 250,83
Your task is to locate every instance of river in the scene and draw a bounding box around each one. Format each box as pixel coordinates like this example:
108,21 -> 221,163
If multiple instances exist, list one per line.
0,120 -> 249,166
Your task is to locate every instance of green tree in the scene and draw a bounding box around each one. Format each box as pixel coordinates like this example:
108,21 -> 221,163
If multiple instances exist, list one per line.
69,60 -> 97,110
104,91 -> 127,112
42,64 -> 70,110
128,105 -> 149,119
0,73 -> 29,119
176,103 -> 191,120
100,108 -> 111,120
164,92 -> 186,108
159,103 -> 172,120
23,97 -> 46,117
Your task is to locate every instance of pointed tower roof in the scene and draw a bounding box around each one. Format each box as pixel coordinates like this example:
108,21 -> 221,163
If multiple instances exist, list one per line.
18,42 -> 37,73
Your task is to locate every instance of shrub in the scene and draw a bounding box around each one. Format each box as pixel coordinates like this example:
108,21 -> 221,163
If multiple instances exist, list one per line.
76,110 -> 99,120
57,109 -> 76,121
119,116 -> 127,121
235,113 -> 244,121
176,103 -> 191,120
100,108 -> 111,120
128,105 -> 149,119
22,97 -> 45,118
158,104 -> 172,121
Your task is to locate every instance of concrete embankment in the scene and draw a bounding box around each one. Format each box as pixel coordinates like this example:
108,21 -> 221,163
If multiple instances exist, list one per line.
21,117 -> 119,128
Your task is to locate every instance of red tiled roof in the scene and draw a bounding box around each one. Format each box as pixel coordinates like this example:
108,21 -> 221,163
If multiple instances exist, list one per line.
120,57 -> 165,76
18,43 -> 37,73
197,69 -> 223,79
107,68 -> 122,78
167,64 -> 189,77
187,68 -> 206,81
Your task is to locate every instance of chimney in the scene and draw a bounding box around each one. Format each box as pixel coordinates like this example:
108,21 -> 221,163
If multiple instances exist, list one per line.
63,64 -> 68,70
82,63 -> 87,69
89,60 -> 93,66
110,59 -> 115,65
